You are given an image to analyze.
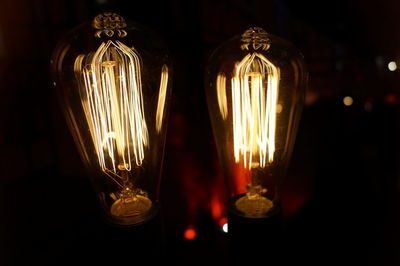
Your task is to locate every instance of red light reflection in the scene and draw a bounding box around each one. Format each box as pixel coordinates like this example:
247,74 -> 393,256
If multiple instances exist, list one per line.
184,227 -> 197,240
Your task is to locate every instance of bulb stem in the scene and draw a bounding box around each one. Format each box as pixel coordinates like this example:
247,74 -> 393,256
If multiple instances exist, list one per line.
246,169 -> 267,199
110,169 -> 152,219
120,170 -> 136,203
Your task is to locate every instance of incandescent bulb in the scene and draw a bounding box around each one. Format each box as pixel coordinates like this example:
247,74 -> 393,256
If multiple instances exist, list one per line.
51,12 -> 172,225
205,27 -> 307,218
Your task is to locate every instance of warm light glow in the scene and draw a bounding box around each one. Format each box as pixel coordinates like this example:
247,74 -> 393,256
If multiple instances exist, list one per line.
343,96 -> 353,106
75,40 -> 149,178
232,53 -> 279,168
184,227 -> 197,240
216,73 -> 228,119
388,61 -> 397,71
156,64 -> 169,132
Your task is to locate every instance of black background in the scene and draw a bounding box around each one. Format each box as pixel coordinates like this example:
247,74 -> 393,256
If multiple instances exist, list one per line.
0,0 -> 399,265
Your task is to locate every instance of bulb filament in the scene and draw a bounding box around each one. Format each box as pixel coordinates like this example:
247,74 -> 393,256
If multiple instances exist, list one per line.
231,53 -> 279,168
216,73 -> 228,119
156,64 -> 169,133
75,40 -> 148,177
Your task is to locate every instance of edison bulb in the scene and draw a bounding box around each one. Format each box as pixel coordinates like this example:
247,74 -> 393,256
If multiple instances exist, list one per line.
51,12 -> 172,225
205,27 -> 307,218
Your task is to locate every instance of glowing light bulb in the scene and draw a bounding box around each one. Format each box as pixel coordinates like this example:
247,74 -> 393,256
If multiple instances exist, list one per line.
52,12 -> 172,225
205,27 -> 307,218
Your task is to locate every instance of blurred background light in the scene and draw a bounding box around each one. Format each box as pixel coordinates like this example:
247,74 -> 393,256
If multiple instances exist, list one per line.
388,61 -> 397,71
184,227 -> 197,240
343,96 -> 354,106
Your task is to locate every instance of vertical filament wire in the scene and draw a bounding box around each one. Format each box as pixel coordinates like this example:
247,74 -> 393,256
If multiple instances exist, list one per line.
231,53 -> 279,168
156,64 -> 169,133
75,40 -> 148,174
216,73 -> 228,119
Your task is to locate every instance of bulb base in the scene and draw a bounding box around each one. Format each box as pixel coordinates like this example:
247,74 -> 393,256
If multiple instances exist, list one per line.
231,194 -> 274,218
109,195 -> 156,226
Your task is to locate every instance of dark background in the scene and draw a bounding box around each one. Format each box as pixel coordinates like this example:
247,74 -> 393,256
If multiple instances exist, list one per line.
0,0 -> 399,265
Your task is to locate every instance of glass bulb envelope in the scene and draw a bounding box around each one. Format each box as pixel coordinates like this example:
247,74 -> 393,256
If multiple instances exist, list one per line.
52,12 -> 172,225
205,27 -> 307,218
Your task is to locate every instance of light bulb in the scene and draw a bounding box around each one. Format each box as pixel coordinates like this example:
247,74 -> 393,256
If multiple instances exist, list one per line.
51,12 -> 172,225
205,27 -> 307,218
